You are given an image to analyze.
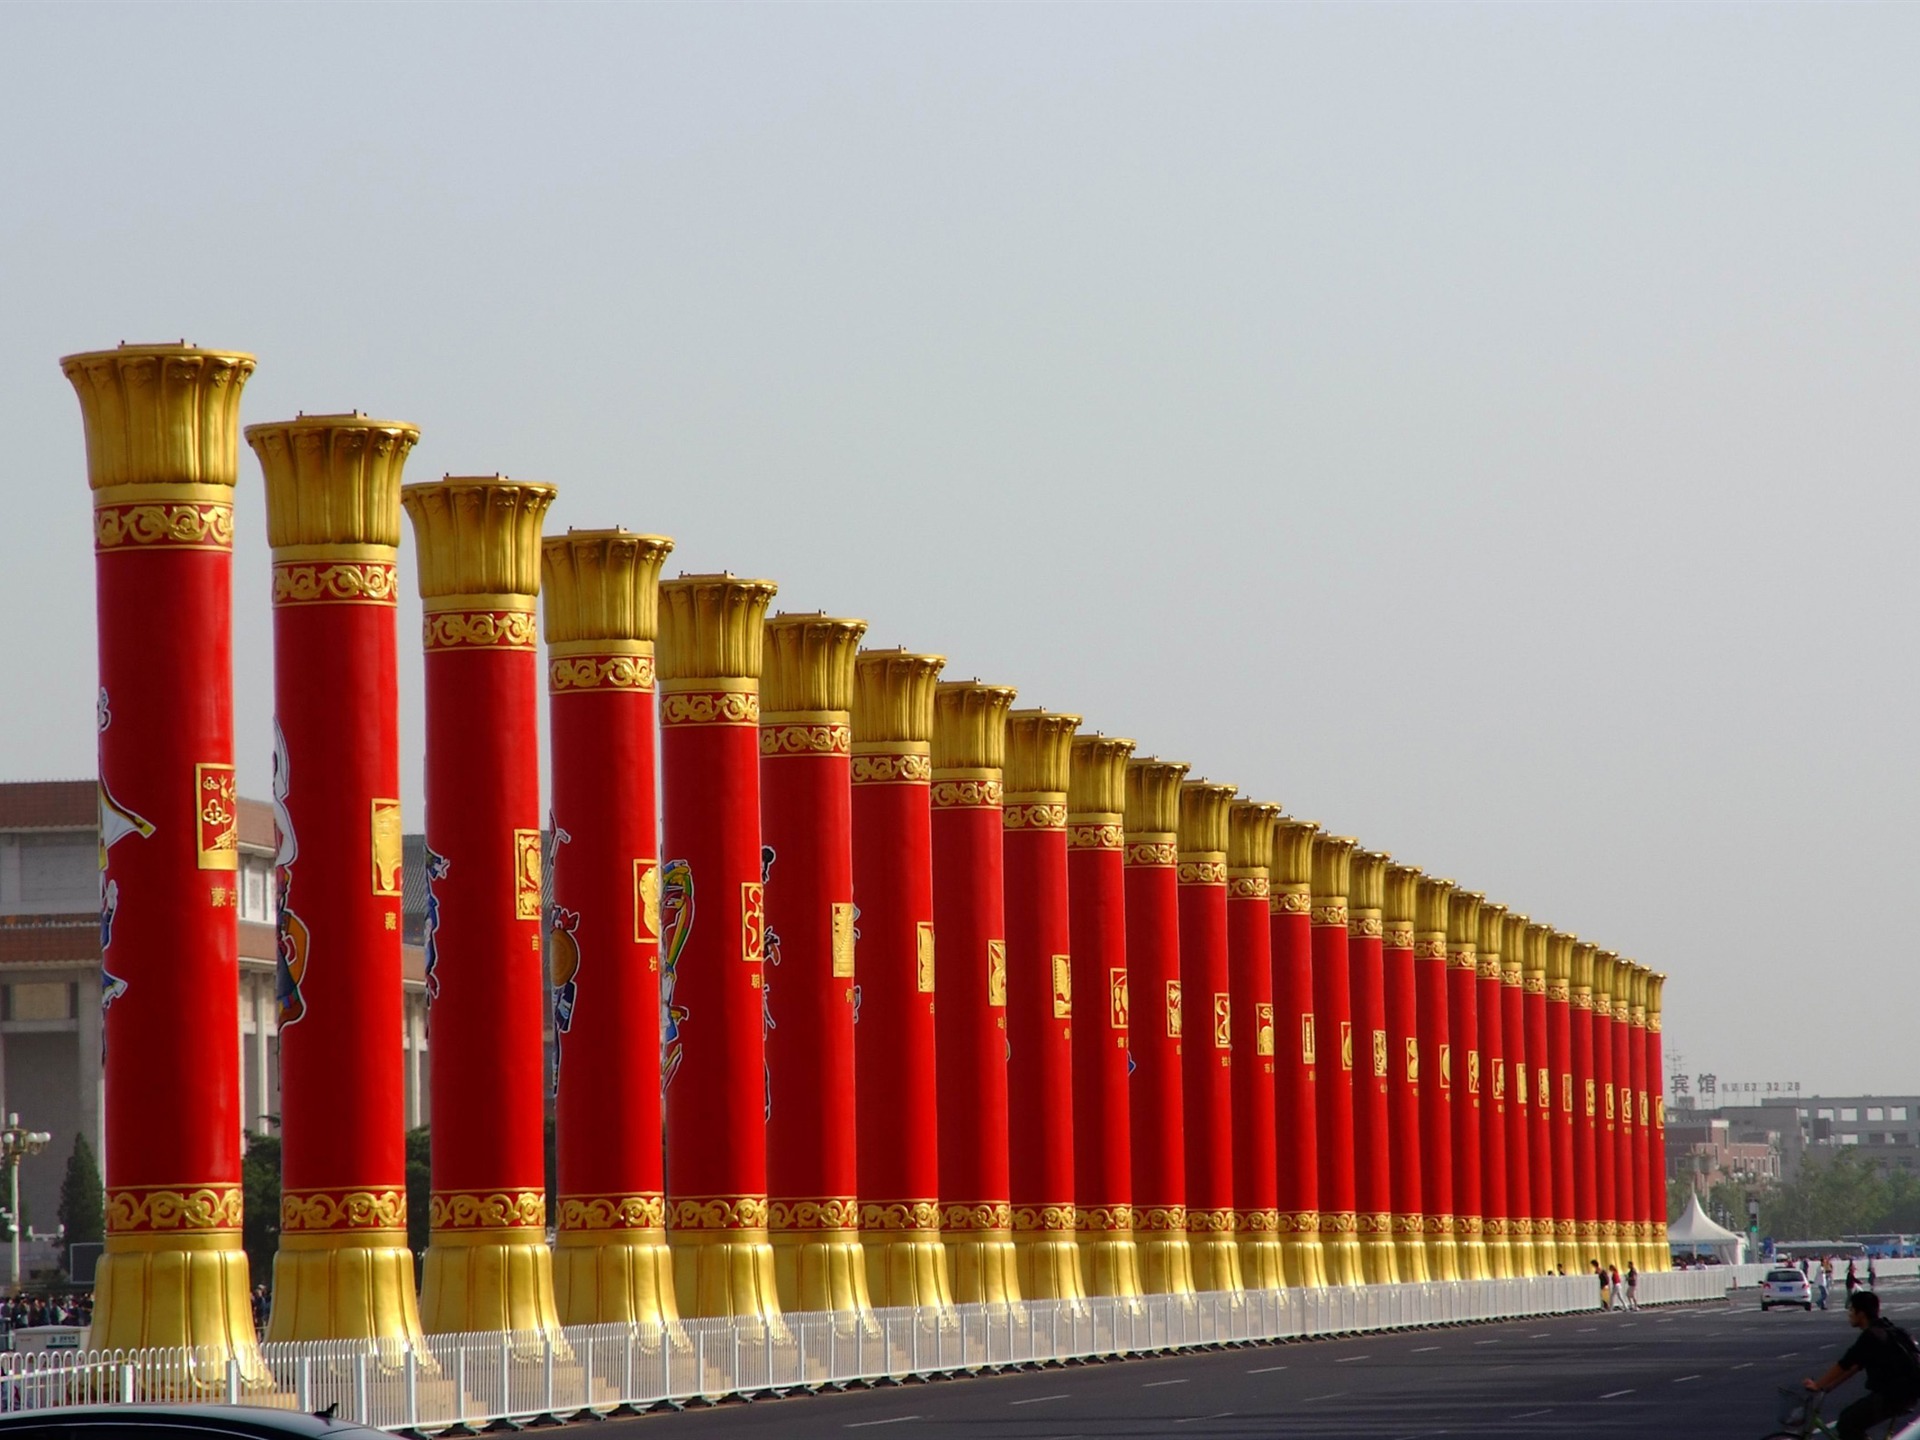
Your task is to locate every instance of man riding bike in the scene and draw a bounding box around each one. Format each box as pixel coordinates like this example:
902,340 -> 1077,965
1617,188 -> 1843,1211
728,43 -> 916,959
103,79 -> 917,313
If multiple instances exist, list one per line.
1803,1291 -> 1920,1440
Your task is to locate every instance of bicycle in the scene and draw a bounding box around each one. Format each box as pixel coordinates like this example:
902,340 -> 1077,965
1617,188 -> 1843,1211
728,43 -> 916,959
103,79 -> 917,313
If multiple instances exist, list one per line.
1761,1385 -> 1914,1439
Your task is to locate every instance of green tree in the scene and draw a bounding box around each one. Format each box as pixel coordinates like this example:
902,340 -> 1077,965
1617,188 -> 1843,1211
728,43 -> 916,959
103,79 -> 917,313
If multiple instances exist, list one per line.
241,1135 -> 282,1285
56,1133 -> 104,1272
405,1127 -> 430,1262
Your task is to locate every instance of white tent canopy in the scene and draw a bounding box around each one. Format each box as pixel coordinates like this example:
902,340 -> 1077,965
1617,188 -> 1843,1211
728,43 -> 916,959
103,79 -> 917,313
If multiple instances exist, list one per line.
1667,1193 -> 1748,1265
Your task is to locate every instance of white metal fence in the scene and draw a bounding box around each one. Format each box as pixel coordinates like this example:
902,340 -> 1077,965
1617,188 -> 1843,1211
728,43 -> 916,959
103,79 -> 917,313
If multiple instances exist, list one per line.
0,1268 -> 1735,1428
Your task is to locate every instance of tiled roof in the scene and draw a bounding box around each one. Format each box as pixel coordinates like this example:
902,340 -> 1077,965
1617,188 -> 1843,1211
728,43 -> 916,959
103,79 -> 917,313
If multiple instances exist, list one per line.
0,781 -> 94,830
0,921 -> 96,966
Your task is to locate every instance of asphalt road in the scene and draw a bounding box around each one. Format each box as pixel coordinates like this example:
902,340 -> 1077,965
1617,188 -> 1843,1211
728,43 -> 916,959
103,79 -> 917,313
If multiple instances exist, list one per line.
594,1281 -> 1920,1440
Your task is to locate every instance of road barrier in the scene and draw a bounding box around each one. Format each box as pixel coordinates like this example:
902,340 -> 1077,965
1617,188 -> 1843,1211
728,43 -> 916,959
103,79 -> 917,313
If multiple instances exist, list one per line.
0,1268 -> 1739,1428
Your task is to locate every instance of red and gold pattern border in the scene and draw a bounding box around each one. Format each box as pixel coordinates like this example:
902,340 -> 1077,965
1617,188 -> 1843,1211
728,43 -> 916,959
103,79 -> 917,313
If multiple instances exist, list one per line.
851,753 -> 932,785
96,501 -> 234,552
1355,1212 -> 1394,1236
1483,1217 -> 1509,1237
1004,802 -> 1067,831
940,1201 -> 1014,1233
558,1193 -> 668,1230
1423,1213 -> 1455,1236
931,779 -> 1003,809
661,690 -> 760,727
1228,875 -> 1271,900
669,1196 -> 772,1231
1549,980 -> 1571,1001
424,609 -> 537,652
1176,859 -> 1226,885
1525,974 -> 1548,994
1317,1210 -> 1358,1236
1186,1207 -> 1235,1234
761,723 -> 853,756
550,654 -> 657,693
107,1185 -> 243,1235
1125,841 -> 1176,867
1348,913 -> 1384,939
280,1188 -> 406,1232
1414,938 -> 1448,960
860,1200 -> 941,1232
1384,925 -> 1415,948
1011,1205 -> 1076,1233
1134,1205 -> 1188,1233
769,1198 -> 859,1230
430,1190 -> 546,1230
1451,1215 -> 1484,1238
1477,955 -> 1501,980
1074,1204 -> 1135,1232
1270,890 -> 1312,916
1234,1208 -> 1281,1234
1311,901 -> 1350,928
273,561 -> 397,607
1391,1213 -> 1426,1236
1067,822 -> 1124,850
1446,947 -> 1478,972
1276,1210 -> 1321,1236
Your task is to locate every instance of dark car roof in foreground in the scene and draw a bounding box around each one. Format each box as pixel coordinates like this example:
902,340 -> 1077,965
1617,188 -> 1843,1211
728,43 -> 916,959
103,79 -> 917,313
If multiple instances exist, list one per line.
0,1406 -> 386,1439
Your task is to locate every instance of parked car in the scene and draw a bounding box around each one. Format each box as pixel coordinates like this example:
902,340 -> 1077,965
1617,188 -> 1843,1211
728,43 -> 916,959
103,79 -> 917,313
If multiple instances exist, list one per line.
0,1406 -> 388,1440
1760,1267 -> 1813,1311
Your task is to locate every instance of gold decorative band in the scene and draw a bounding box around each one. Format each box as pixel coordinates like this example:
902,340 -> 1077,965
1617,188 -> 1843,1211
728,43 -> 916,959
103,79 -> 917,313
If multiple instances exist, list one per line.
1555,1219 -> 1575,1238
940,1201 -> 1014,1232
1186,1207 -> 1235,1234
424,609 -> 538,652
860,1200 -> 941,1232
1452,1215 -> 1483,1238
1503,964 -> 1524,987
1068,822 -> 1125,850
107,1185 -> 243,1235
1125,841 -> 1177,867
1270,891 -> 1312,916
1649,1014 -> 1662,1033
1384,925 -> 1415,948
1004,802 -> 1068,831
1135,1205 -> 1189,1233
430,1190 -> 546,1231
852,753 -> 933,785
1414,937 -> 1447,959
1349,912 -> 1384,939
96,500 -> 234,552
1423,1213 -> 1454,1235
1234,1208 -> 1281,1234
769,1197 -> 860,1231
1011,1204 -> 1077,1233
1355,1211 -> 1394,1236
931,778 -> 1003,809
1318,1210 -> 1358,1236
1447,948 -> 1476,971
280,1188 -> 406,1232
669,1195 -> 772,1231
1525,974 -> 1547,995
1548,980 -> 1570,1001
1177,859 -> 1227,885
761,722 -> 853,756
1483,1216 -> 1508,1237
1572,986 -> 1592,1010
1311,902 -> 1349,928
273,561 -> 397,607
1228,875 -> 1271,900
1276,1210 -> 1321,1235
661,689 -> 760,727
1477,957 -> 1501,979
550,653 -> 657,693
558,1193 -> 668,1230
1392,1213 -> 1425,1236
1074,1204 -> 1136,1233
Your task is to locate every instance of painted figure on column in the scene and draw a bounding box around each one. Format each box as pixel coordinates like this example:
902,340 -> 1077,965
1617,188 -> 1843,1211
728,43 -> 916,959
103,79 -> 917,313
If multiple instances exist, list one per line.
1568,939 -> 1601,1271
1309,833 -> 1365,1287
1646,973 -> 1670,1271
1177,780 -> 1242,1294
1066,733 -> 1143,1299
1346,848 -> 1398,1285
1002,708 -> 1087,1302
657,573 -> 783,1320
1414,875 -> 1460,1281
402,477 -> 562,1336
761,613 -> 874,1317
1382,864 -> 1429,1283
932,681 -> 1022,1304
1122,758 -> 1195,1296
1445,890 -> 1489,1281
1474,902 -> 1513,1279
64,344 -> 258,1366
541,529 -> 679,1328
849,648 -> 952,1309
1500,913 -> 1536,1276
1225,800 -> 1283,1291
249,412 -> 422,1343
1546,930 -> 1580,1274
1270,816 -> 1328,1289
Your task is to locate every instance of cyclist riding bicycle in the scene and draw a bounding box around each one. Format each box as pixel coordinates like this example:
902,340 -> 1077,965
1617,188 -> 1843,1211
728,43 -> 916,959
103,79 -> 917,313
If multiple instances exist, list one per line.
1802,1291 -> 1920,1440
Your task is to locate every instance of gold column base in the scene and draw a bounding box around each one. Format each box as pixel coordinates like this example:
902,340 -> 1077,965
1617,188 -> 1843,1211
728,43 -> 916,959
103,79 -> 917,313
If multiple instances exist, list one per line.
1135,1225 -> 1197,1295
421,1226 -> 562,1335
1012,1231 -> 1087,1302
861,1229 -> 955,1311
1553,1221 -> 1578,1275
1509,1228 -> 1538,1277
93,1231 -> 262,1381
1574,1222 -> 1601,1272
1597,1219 -> 1623,1272
1358,1227 -> 1400,1286
554,1227 -> 679,1328
1321,1215 -> 1366,1287
1392,1217 -> 1431,1283
1187,1220 -> 1245,1294
1424,1216 -> 1461,1281
1236,1230 -> 1286,1291
669,1226 -> 783,1321
268,1229 -> 424,1343
1077,1231 -> 1145,1298
1279,1214 -> 1328,1289
945,1226 -> 1022,1305
770,1226 -> 874,1316
1485,1233 -> 1515,1279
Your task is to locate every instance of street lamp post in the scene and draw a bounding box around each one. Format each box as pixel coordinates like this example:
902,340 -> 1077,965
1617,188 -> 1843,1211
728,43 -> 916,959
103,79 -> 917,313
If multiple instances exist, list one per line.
1,1114 -> 51,1294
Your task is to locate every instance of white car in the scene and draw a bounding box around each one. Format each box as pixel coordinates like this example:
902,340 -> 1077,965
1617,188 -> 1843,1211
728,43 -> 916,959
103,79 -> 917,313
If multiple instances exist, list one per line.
1761,1268 -> 1813,1311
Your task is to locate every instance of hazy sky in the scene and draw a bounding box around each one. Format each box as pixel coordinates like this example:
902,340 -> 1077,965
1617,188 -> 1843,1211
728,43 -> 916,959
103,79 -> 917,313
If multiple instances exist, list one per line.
4,4 -> 1916,1095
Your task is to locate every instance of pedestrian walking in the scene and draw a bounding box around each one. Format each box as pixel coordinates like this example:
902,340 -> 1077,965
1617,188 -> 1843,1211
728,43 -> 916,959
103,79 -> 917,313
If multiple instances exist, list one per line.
1626,1262 -> 1640,1310
1848,1260 -> 1859,1297
1869,1258 -> 1879,1291
1816,1267 -> 1831,1311
1610,1264 -> 1626,1310
1595,1260 -> 1611,1310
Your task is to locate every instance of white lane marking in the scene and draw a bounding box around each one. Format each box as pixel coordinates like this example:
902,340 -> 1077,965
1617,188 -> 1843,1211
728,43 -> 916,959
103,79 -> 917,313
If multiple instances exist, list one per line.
1302,1392 -> 1347,1402
1599,1388 -> 1635,1399
1247,1364 -> 1289,1374
1777,1351 -> 1801,1359
1174,1414 -> 1234,1426
1009,1394 -> 1070,1405
1673,1374 -> 1701,1383
845,1418 -> 922,1429
1530,1332 -> 1551,1338
1335,1354 -> 1372,1363
1473,1338 -> 1501,1345
1412,1345 -> 1442,1353
1512,1410 -> 1553,1420
1577,1326 -> 1598,1333
1732,1362 -> 1754,1370
1143,1378 -> 1189,1387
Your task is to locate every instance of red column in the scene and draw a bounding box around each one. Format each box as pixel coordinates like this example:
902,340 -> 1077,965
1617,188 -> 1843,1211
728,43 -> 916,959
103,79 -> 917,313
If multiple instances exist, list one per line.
1548,932 -> 1580,1273
1446,890 -> 1488,1280
402,478 -> 561,1335
1415,876 -> 1460,1281
1309,834 -> 1363,1287
1346,848 -> 1396,1285
1592,955 -> 1620,1270
1271,819 -> 1327,1288
65,344 -> 257,1362
850,649 -> 951,1308
1501,919 -> 1536,1276
1569,940 -> 1600,1270
761,614 -> 872,1316
1475,903 -> 1512,1279
1647,974 -> 1670,1270
1525,925 -> 1559,1273
249,413 -> 421,1342
1626,963 -> 1653,1273
1607,954 -> 1636,1274
657,573 -> 782,1320
1382,865 -> 1428,1282
1177,780 -> 1241,1293
1123,758 -> 1194,1295
1003,709 -> 1085,1301
542,530 -> 678,1327
932,681 -> 1020,1304
1226,801 -> 1282,1289
1067,734 -> 1141,1297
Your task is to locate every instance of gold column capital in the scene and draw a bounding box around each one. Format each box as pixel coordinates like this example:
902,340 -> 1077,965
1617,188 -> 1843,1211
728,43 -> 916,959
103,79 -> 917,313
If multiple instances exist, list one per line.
853,649 -> 947,746
1545,930 -> 1575,984
1475,901 -> 1507,964
1594,950 -> 1619,1014
1349,848 -> 1389,912
1005,709 -> 1082,795
540,529 -> 674,645
248,413 -> 419,551
1446,890 -> 1483,949
1268,815 -> 1321,889
1648,971 -> 1666,1023
62,343 -> 256,491
1384,863 -> 1420,934
933,680 -> 1018,771
1069,733 -> 1136,818
1123,756 -> 1189,836
1309,833 -> 1357,901
1227,800 -> 1282,872
1176,779 -> 1236,856
762,613 -> 867,714
1522,921 -> 1550,980
657,573 -> 779,681
1570,941 -> 1597,1007
1414,875 -> 1456,938
402,478 -> 557,600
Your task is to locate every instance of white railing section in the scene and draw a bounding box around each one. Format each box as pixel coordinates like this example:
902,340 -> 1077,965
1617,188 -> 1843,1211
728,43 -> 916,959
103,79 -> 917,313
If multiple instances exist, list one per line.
0,1269 -> 1736,1427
